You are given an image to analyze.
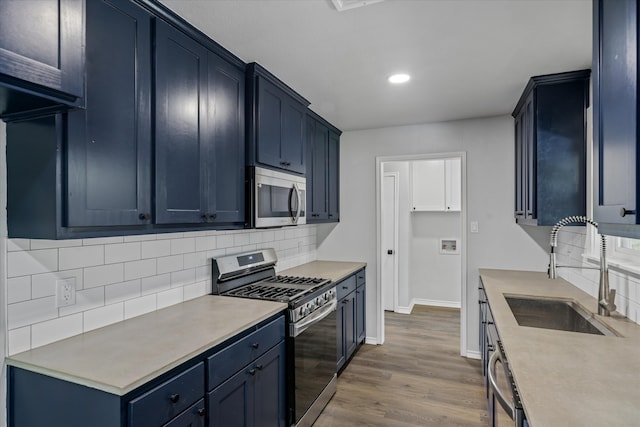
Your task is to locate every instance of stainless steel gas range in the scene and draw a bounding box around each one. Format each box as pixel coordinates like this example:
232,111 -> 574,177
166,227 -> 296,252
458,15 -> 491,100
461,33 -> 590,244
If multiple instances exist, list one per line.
212,249 -> 337,427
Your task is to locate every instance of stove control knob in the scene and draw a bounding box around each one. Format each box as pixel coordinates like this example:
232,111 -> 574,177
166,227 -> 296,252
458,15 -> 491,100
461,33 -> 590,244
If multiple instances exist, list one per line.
299,307 -> 306,317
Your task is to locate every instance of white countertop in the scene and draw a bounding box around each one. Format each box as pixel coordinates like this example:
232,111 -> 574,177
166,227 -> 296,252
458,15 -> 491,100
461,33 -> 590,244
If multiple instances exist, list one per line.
6,296 -> 287,395
479,269 -> 640,427
280,260 -> 366,283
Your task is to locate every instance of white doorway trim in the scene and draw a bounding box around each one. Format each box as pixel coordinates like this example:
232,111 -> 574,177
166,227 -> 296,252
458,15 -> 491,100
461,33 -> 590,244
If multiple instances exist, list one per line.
381,172 -> 399,313
375,152 -> 468,356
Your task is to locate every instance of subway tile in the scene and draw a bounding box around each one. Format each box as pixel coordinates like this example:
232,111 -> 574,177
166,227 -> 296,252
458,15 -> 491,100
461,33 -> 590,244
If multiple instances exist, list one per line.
124,259 -> 156,280
59,287 -> 105,316
184,251 -> 208,269
273,230 -> 285,241
216,235 -> 234,248
157,288 -> 184,309
59,245 -> 104,270
8,249 -> 59,278
184,281 -> 207,301
195,236 -> 216,252
124,234 -> 157,242
105,242 -> 141,264
183,231 -> 207,238
124,295 -> 157,319
141,274 -> 171,295
234,233 -> 250,246
241,244 -> 258,252
249,232 -> 264,244
33,269 -> 84,298
157,232 -> 182,240
171,268 -> 196,287
206,248 -> 226,260
8,327 -> 31,355
82,236 -> 124,246
284,229 -> 297,239
157,255 -> 183,274
195,265 -> 210,282
171,238 -> 195,255
7,239 -> 30,251
8,276 -> 31,304
141,240 -> 171,259
84,263 -> 124,288
105,279 -> 141,305
30,239 -> 81,250
83,303 -> 124,332
261,230 -> 275,242
31,314 -> 83,349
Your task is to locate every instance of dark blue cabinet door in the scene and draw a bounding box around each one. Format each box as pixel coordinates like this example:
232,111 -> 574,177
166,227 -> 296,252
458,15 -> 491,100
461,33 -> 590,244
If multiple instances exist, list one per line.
0,0 -> 83,114
281,98 -> 306,174
66,0 -> 152,227
206,51 -> 245,225
355,285 -> 365,345
593,0 -> 638,224
155,20 -> 208,224
328,131 -> 340,221
208,366 -> 254,427
163,399 -> 206,427
253,341 -> 287,427
344,292 -> 357,361
256,77 -> 284,170
308,118 -> 329,220
336,297 -> 346,372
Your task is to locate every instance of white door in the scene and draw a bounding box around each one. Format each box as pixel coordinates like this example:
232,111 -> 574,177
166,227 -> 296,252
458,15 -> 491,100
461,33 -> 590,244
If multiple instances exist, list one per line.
381,173 -> 398,311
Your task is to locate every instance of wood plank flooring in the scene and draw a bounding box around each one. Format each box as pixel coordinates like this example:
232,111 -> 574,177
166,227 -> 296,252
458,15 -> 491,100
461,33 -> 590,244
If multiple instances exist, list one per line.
314,306 -> 489,426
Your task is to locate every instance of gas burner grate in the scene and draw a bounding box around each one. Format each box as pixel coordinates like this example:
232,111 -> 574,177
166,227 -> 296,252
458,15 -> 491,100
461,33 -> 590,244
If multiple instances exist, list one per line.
224,283 -> 309,302
269,275 -> 329,286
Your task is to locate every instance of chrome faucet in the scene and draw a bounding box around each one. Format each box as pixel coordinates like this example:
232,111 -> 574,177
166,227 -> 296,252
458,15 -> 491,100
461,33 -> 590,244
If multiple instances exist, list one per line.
548,216 -> 616,316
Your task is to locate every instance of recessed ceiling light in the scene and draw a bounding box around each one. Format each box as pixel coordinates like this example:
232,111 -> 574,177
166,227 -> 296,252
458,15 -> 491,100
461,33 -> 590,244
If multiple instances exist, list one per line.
388,74 -> 410,84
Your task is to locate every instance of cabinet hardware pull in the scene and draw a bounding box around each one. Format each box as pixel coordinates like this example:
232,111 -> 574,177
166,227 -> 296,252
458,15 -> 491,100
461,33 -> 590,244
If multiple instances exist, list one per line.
342,286 -> 348,289
252,342 -> 259,349
248,369 -> 256,376
169,394 -> 180,403
201,214 -> 209,220
212,213 -> 217,219
197,408 -> 206,417
138,213 -> 150,220
620,208 -> 636,217
342,299 -> 349,303
255,364 -> 263,370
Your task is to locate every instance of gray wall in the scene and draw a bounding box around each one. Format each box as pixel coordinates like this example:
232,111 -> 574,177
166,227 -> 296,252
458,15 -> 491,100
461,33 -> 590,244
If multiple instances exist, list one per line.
317,115 -> 548,354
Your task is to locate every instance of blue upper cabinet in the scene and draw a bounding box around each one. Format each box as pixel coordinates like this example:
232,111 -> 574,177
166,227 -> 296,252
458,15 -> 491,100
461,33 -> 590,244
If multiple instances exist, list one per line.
66,0 -> 152,227
593,0 -> 640,237
0,0 -> 84,118
512,70 -> 589,226
155,20 -> 246,227
155,20 -> 209,224
247,63 -> 310,175
306,110 -> 341,223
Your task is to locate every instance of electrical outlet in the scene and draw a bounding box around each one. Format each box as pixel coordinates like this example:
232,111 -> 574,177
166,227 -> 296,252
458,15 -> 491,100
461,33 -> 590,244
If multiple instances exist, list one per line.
56,278 -> 76,307
470,221 -> 479,233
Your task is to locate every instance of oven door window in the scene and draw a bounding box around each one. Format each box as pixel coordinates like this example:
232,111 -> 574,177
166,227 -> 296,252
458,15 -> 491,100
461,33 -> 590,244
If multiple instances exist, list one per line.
294,310 -> 336,423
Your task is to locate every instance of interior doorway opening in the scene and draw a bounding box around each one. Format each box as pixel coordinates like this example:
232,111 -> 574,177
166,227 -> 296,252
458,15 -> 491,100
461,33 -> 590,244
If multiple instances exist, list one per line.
376,152 -> 467,356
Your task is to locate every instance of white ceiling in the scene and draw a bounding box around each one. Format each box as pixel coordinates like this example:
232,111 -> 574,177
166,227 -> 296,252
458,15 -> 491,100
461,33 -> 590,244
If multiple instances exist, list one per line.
159,0 -> 592,132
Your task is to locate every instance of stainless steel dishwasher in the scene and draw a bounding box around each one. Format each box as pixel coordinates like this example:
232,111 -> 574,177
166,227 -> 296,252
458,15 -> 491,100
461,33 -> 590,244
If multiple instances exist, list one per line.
487,341 -> 528,427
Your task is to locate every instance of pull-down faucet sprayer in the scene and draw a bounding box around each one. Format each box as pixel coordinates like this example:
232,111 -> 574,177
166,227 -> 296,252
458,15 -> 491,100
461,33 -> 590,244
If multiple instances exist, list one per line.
548,216 -> 616,316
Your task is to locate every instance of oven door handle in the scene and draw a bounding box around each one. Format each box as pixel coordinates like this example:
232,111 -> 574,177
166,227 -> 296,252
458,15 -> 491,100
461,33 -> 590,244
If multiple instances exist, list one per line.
290,299 -> 337,338
488,349 -> 515,419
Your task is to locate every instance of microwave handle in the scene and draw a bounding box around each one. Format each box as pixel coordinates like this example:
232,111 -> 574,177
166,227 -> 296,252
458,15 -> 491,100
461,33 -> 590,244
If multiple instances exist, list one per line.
290,183 -> 302,224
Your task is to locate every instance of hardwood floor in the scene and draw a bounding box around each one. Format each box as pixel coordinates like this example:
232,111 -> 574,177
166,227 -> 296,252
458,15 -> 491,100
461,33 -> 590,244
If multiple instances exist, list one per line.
314,306 -> 489,426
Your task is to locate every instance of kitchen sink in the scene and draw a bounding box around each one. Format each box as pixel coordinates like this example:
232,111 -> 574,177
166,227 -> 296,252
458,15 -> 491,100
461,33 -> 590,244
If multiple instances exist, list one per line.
504,296 -> 617,336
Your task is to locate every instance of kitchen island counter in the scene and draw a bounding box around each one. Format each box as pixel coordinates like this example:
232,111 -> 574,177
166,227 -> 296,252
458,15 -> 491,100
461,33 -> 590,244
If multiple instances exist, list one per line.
480,269 -> 640,427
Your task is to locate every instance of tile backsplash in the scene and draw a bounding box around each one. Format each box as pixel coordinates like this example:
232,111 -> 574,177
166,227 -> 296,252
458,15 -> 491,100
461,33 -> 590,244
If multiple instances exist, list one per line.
6,226 -> 317,355
554,226 -> 640,325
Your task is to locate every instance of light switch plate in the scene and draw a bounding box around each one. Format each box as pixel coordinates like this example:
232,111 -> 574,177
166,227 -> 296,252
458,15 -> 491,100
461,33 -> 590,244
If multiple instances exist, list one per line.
470,221 -> 479,233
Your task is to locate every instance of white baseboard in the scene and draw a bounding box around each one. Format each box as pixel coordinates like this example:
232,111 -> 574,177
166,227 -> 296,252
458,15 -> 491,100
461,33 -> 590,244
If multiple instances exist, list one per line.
364,336 -> 378,345
465,350 -> 481,360
412,298 -> 461,309
395,305 -> 412,314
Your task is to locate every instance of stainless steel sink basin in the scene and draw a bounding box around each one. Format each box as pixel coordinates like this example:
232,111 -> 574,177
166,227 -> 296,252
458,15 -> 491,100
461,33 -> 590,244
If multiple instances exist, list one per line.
505,296 -> 617,336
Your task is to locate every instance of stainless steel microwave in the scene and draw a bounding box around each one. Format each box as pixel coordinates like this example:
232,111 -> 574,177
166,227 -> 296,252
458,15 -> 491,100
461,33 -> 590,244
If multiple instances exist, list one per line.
249,166 -> 306,228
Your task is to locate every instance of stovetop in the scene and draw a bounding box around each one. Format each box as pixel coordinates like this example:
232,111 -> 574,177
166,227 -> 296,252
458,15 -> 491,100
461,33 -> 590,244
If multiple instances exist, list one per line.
222,275 -> 332,304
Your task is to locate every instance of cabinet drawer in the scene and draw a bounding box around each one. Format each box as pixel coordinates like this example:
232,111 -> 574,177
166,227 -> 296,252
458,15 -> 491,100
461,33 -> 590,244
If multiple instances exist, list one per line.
129,362 -> 204,427
356,269 -> 365,287
337,275 -> 357,300
163,398 -> 206,427
207,315 -> 285,390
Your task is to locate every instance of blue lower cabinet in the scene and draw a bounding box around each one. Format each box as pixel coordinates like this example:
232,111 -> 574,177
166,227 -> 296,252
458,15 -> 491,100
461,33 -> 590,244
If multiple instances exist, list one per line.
336,268 -> 366,373
164,399 -> 206,427
208,341 -> 286,427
